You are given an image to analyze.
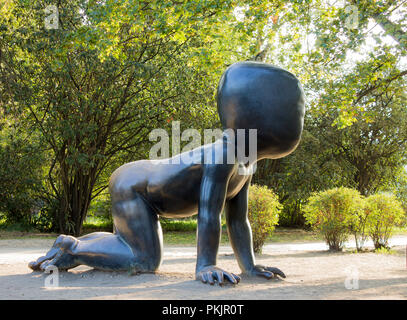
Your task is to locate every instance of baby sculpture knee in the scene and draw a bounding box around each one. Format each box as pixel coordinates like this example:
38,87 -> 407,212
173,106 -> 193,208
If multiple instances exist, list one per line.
55,235 -> 79,254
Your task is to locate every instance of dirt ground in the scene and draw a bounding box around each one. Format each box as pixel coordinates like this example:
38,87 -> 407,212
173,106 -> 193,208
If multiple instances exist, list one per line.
0,238 -> 406,300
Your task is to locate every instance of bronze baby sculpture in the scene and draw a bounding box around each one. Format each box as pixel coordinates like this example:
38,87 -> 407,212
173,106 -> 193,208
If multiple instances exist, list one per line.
29,61 -> 305,285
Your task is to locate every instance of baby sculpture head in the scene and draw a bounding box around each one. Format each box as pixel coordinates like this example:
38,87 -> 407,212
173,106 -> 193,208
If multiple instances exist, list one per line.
217,61 -> 305,162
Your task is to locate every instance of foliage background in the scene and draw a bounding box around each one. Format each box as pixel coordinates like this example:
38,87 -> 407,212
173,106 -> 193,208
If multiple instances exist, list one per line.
0,0 -> 406,234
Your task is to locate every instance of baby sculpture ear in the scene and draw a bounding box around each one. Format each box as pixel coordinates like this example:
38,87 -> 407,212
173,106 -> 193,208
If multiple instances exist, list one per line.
216,61 -> 305,160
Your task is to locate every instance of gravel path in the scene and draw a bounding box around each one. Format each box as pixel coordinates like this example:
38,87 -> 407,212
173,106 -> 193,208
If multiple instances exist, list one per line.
0,237 -> 406,300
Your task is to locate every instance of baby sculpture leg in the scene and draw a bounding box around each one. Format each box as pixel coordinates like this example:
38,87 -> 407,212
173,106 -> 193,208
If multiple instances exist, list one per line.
29,192 -> 163,273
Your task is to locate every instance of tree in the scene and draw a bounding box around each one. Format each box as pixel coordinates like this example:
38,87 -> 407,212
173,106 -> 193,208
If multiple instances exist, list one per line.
0,0 -> 277,235
244,0 -> 407,128
251,0 -> 407,226
1,0 -> 406,233
331,91 -> 407,196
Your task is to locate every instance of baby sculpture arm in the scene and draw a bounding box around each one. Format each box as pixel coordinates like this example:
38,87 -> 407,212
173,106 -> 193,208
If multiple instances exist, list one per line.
225,178 -> 286,279
195,163 -> 285,285
195,162 -> 241,285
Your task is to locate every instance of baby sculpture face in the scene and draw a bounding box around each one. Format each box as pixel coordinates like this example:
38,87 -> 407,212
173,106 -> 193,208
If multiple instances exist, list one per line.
217,61 -> 305,162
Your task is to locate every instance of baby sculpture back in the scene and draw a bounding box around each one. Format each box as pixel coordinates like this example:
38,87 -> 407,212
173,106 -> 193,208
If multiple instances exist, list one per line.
29,61 -> 305,285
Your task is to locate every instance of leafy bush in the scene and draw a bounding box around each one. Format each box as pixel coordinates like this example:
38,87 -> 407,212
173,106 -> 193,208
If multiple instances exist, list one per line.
365,193 -> 405,249
0,129 -> 45,226
303,187 -> 364,251
88,197 -> 112,220
349,213 -> 370,251
30,198 -> 60,233
248,184 -> 281,254
374,247 -> 397,255
348,201 -> 370,252
83,197 -> 114,233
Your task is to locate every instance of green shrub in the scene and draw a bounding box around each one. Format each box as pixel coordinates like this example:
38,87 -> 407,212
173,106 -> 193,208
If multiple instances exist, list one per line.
348,200 -> 370,252
365,193 -> 405,249
0,128 -> 45,227
248,184 -> 281,254
375,247 -> 397,255
30,198 -> 59,232
303,187 -> 364,251
88,197 -> 112,220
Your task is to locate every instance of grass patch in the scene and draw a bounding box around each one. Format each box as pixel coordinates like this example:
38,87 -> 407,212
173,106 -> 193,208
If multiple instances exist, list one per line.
0,221 -> 39,233
160,218 -> 197,232
82,216 -> 113,233
0,218 -> 57,239
162,231 -> 196,245
81,217 -> 199,234
0,214 -> 324,245
163,230 -> 230,246
267,227 -> 323,243
1,213 -> 400,247
374,247 -> 398,255
0,231 -> 58,239
163,227 -> 323,246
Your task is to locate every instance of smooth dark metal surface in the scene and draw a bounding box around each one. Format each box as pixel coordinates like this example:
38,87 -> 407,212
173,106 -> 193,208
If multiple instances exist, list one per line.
29,61 -> 305,285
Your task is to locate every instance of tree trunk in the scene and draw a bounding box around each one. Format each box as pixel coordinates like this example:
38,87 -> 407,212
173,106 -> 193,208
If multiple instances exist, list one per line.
57,163 -> 97,236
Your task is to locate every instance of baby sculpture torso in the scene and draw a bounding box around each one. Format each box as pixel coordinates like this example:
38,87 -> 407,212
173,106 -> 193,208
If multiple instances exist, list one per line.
109,141 -> 252,218
29,61 -> 305,285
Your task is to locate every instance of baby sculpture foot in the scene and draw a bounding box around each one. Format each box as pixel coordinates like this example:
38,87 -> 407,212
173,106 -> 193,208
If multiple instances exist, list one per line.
249,265 -> 286,279
28,235 -> 79,271
196,265 -> 241,285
